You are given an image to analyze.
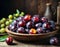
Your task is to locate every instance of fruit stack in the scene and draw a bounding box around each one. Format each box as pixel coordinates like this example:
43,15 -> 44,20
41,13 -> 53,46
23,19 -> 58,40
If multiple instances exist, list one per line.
0,9 -> 24,34
8,14 -> 56,34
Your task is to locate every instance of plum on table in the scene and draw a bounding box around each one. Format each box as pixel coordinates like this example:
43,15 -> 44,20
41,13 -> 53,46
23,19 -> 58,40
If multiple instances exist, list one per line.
6,37 -> 13,45
49,37 -> 59,45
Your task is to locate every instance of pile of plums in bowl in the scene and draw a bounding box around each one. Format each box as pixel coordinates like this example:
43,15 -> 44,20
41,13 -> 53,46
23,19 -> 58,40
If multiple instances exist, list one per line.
8,14 -> 56,34
6,14 -> 59,41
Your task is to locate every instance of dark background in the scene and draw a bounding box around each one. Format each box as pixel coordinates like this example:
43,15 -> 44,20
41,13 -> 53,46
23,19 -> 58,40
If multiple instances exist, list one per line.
0,0 -> 60,19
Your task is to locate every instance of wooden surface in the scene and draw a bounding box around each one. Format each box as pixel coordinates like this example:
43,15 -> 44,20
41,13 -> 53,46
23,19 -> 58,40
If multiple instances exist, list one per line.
0,40 -> 60,47
0,33 -> 60,47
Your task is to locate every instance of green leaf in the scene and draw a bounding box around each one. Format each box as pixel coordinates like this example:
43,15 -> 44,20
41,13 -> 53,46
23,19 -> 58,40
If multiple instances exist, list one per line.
0,35 -> 8,42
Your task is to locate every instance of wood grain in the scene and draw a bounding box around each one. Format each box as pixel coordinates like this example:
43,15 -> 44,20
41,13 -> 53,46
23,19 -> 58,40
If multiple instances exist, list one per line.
25,0 -> 38,15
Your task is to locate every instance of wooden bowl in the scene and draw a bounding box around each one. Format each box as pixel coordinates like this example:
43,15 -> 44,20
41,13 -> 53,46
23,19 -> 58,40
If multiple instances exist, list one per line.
6,26 -> 59,41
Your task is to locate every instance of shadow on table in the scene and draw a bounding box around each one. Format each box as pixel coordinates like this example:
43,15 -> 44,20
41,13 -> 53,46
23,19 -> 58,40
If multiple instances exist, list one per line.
14,34 -> 60,46
14,40 -> 60,46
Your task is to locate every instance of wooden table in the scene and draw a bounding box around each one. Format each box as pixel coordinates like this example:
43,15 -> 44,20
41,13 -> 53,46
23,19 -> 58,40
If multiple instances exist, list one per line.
0,40 -> 60,47
0,32 -> 60,47
0,35 -> 60,47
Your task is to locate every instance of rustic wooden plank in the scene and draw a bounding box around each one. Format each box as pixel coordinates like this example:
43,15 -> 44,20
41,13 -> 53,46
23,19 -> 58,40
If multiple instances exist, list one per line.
37,0 -> 45,15
25,0 -> 38,15
37,0 -> 53,15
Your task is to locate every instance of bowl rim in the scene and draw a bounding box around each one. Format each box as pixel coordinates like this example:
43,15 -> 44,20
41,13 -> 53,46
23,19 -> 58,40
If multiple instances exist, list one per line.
5,26 -> 58,36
